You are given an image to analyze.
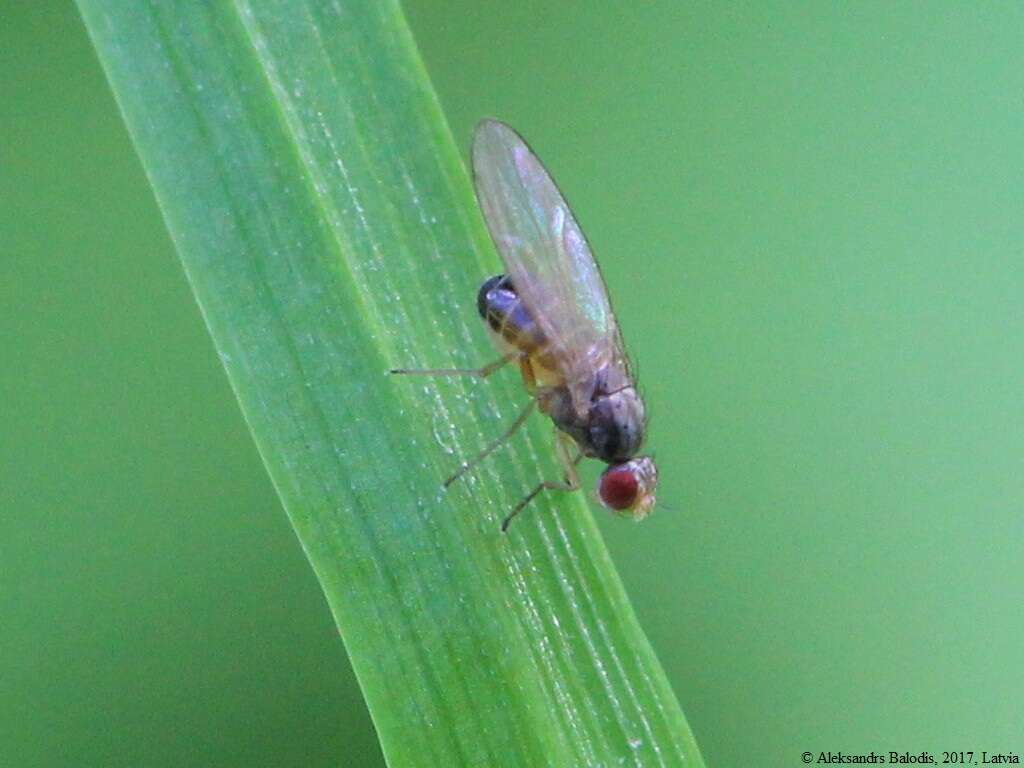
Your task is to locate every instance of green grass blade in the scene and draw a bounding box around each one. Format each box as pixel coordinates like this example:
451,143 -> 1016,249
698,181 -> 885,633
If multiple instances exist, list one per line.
75,2 -> 705,765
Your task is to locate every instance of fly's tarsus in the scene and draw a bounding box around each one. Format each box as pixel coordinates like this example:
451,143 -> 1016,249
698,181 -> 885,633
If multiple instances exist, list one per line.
443,399 -> 536,488
501,453 -> 583,532
389,352 -> 518,379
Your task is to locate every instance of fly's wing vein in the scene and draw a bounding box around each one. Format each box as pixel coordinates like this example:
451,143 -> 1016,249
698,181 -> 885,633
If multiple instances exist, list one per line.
472,120 -> 630,415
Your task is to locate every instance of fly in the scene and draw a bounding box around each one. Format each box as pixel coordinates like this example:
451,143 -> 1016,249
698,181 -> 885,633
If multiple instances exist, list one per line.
391,119 -> 658,531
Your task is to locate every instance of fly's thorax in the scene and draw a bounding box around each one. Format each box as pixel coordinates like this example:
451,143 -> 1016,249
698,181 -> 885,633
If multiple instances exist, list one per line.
541,367 -> 646,463
586,384 -> 646,463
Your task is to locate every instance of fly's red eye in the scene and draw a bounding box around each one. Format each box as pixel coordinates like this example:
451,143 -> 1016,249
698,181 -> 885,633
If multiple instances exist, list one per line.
599,466 -> 639,511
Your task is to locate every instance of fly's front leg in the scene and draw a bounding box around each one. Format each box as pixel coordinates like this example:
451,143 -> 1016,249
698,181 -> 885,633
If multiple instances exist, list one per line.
389,351 -> 519,379
501,430 -> 583,532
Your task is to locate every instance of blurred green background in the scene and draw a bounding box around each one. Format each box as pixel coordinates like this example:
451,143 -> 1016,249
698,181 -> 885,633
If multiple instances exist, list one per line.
4,2 -> 1023,766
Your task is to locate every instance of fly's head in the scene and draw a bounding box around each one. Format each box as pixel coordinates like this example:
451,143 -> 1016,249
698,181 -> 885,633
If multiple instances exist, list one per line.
597,456 -> 658,520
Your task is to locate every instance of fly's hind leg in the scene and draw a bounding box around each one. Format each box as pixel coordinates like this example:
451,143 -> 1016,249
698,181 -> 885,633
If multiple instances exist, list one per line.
501,431 -> 584,532
392,351 -> 537,488
389,351 -> 519,379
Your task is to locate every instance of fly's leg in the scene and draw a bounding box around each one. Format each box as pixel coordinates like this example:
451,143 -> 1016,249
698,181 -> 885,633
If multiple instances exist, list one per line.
501,431 -> 583,532
389,351 -> 519,379
444,399 -> 536,487
518,355 -> 538,395
392,351 -> 536,487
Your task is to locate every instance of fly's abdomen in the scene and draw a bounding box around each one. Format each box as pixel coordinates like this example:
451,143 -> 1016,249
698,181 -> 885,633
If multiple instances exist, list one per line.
477,274 -> 547,354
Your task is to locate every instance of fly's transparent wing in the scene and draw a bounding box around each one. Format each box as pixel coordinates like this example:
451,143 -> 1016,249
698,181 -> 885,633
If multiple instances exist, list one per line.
471,120 -> 630,414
